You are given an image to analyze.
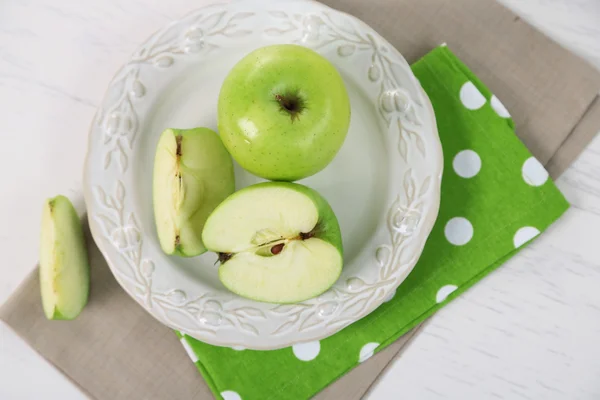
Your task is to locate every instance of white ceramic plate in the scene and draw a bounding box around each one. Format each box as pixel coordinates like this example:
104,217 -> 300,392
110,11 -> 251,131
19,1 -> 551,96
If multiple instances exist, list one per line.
83,0 -> 442,350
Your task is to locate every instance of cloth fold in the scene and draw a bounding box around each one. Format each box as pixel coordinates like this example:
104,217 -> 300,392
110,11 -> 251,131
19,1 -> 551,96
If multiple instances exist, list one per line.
2,0 -> 600,399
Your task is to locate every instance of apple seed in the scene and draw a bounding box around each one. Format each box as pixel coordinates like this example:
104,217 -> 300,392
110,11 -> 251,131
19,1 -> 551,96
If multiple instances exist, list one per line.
270,243 -> 285,255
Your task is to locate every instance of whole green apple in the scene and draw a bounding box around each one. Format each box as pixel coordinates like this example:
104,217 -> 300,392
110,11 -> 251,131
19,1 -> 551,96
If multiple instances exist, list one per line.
218,44 -> 351,181
202,181 -> 343,303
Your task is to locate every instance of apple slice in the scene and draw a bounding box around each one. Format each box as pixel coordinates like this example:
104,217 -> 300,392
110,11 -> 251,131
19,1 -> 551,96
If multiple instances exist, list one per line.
39,195 -> 90,320
153,127 -> 235,257
202,182 -> 343,303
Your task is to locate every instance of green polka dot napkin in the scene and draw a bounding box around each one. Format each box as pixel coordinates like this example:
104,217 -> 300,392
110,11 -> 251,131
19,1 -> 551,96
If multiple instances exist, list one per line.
178,45 -> 570,400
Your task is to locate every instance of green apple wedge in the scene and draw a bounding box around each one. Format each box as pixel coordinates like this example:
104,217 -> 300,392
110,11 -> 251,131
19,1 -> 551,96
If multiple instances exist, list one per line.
39,195 -> 90,320
153,127 -> 235,257
218,44 -> 351,181
202,182 -> 343,304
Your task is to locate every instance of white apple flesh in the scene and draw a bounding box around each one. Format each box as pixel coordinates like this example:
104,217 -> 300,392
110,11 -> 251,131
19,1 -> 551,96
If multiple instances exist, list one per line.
153,127 -> 235,257
39,195 -> 90,320
202,182 -> 343,304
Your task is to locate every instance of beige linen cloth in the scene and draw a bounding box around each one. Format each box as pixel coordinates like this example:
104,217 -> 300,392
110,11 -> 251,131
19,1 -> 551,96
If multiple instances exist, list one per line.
2,0 -> 600,399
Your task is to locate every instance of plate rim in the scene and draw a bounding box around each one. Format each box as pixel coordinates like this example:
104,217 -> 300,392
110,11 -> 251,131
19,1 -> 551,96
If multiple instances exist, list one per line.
82,0 -> 443,350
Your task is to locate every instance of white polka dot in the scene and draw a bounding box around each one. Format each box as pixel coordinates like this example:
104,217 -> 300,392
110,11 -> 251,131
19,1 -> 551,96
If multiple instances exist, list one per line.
460,81 -> 486,110
513,226 -> 540,248
444,217 -> 473,246
292,341 -> 320,361
436,285 -> 458,303
491,95 -> 510,118
359,342 -> 380,363
384,289 -> 396,302
522,157 -> 548,187
453,150 -> 482,178
221,391 -> 242,400
231,346 -> 245,351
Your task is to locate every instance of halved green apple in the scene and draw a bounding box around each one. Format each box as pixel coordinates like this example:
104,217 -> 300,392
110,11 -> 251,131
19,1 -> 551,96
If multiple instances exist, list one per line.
39,195 -> 90,320
153,127 -> 235,257
202,182 -> 343,304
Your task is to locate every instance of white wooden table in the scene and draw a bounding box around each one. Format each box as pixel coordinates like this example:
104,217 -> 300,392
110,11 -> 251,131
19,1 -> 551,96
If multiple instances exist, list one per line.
1,1 -> 599,399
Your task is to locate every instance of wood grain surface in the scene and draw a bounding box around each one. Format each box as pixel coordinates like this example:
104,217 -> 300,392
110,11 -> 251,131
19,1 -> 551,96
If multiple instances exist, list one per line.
0,0 -> 598,399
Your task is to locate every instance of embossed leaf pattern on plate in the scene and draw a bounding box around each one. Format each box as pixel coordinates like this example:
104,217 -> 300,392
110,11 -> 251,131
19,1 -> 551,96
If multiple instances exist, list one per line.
84,1 -> 442,349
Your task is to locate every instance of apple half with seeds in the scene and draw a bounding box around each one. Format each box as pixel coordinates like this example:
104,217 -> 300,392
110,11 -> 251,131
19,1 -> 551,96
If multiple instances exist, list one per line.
153,127 -> 235,257
40,195 -> 90,320
202,182 -> 343,304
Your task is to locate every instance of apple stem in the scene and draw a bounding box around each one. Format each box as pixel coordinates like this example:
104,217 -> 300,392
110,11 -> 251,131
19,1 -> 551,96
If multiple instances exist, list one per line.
274,92 -> 304,121
275,94 -> 294,111
218,252 -> 232,263
299,231 -> 315,240
175,134 -> 183,157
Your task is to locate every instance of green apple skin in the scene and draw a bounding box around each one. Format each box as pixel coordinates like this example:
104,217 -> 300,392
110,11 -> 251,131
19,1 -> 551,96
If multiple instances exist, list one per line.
202,182 -> 343,304
153,127 -> 235,257
285,182 -> 343,256
39,195 -> 90,320
218,44 -> 351,181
